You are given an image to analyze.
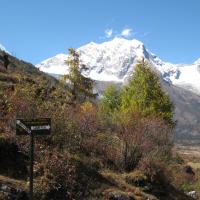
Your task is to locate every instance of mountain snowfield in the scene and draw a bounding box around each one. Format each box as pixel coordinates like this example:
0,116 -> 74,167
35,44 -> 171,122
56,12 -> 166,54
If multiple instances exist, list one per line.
0,44 -> 7,53
37,38 -> 200,95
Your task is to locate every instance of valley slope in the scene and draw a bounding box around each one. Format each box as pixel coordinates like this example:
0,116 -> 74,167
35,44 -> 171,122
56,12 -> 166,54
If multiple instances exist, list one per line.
37,38 -> 200,143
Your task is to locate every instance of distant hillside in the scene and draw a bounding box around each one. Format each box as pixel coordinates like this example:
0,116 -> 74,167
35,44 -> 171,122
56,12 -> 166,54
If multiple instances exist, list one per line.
0,50 -> 58,85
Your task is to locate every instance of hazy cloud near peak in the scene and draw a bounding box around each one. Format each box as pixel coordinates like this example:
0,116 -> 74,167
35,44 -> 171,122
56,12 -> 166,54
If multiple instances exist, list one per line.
105,29 -> 113,38
121,28 -> 132,37
103,27 -> 134,40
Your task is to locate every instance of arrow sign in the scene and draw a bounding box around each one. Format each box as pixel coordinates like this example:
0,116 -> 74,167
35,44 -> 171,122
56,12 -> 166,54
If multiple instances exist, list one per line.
16,118 -> 51,136
31,125 -> 51,131
16,120 -> 31,134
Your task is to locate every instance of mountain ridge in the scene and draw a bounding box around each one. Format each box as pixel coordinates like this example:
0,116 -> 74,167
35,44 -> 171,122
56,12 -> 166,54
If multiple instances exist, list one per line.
0,44 -> 9,54
36,38 -> 200,95
1,39 -> 200,142
36,38 -> 200,143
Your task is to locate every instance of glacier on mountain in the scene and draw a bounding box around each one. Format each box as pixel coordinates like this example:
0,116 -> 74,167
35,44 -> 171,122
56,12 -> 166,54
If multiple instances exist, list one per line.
36,38 -> 200,95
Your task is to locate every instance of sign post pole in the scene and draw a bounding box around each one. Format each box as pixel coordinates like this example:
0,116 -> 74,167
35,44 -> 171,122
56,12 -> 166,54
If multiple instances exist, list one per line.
16,118 -> 51,200
29,132 -> 34,200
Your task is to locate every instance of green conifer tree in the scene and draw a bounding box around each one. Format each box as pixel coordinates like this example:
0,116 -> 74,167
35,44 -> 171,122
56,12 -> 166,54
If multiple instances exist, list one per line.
63,48 -> 96,104
120,60 -> 174,125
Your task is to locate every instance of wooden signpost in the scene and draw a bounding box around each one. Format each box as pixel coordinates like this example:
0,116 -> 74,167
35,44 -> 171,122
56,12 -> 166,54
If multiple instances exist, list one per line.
16,118 -> 51,200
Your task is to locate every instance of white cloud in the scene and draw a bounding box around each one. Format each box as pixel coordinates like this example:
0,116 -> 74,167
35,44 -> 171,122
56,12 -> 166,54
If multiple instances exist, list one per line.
105,29 -> 113,38
121,28 -> 132,38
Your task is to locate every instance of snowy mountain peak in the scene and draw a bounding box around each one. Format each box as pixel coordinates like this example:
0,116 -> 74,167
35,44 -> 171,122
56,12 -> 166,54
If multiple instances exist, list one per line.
104,37 -> 143,46
76,38 -> 151,82
0,43 -> 10,54
37,38 -> 149,81
80,38 -> 145,56
194,58 -> 200,65
38,53 -> 68,75
37,38 -> 200,95
88,41 -> 97,46
0,44 -> 7,52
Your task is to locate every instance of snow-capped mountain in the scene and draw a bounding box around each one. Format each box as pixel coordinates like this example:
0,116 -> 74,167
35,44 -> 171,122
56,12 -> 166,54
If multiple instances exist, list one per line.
37,38 -> 200,95
37,38 -> 172,82
0,44 -> 7,52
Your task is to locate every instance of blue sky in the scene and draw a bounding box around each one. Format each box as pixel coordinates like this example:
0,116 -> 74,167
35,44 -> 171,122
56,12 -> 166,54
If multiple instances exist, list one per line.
0,0 -> 200,64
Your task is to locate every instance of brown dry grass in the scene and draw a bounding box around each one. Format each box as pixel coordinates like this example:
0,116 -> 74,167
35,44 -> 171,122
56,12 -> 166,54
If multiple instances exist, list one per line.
0,175 -> 27,190
175,144 -> 200,168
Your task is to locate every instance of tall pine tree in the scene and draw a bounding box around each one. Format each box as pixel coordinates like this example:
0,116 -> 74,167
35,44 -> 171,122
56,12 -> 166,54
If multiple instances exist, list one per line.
120,60 -> 174,125
63,48 -> 96,104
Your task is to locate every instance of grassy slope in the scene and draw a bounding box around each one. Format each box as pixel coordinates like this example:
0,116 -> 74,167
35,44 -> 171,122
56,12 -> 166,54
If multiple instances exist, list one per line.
0,51 -> 195,200
0,50 -> 59,199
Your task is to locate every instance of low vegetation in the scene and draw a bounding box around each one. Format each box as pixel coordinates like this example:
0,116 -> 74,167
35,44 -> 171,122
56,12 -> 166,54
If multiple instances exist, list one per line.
0,49 -> 198,199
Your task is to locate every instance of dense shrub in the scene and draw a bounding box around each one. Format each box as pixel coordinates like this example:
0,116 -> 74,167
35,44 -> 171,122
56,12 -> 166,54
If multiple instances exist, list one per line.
34,150 -> 76,200
0,56 -> 183,199
117,112 -> 173,171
